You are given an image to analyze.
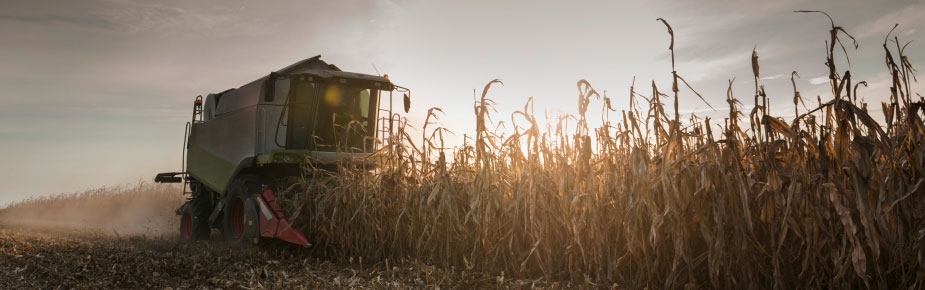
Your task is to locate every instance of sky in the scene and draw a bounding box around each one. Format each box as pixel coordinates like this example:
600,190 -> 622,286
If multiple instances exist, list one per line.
0,0 -> 922,206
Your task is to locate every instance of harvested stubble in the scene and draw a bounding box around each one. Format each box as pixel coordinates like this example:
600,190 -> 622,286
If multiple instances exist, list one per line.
0,226 -> 564,289
280,16 -> 925,289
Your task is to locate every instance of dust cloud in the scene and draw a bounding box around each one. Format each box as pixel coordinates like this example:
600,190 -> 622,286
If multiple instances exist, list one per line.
0,183 -> 185,237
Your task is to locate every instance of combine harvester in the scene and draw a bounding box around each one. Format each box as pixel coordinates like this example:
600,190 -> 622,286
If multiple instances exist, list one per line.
155,56 -> 408,246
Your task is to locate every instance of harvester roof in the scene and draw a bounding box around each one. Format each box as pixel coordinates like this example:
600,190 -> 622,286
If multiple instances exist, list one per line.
277,55 -> 341,74
209,55 -> 391,116
233,55 -> 389,93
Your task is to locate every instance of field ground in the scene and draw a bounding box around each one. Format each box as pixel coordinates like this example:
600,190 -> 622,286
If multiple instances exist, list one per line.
0,224 -> 603,289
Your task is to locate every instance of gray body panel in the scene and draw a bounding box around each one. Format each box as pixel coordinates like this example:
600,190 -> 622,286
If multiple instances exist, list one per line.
185,55 -> 390,195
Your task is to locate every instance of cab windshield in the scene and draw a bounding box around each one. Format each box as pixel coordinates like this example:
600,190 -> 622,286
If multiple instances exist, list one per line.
314,84 -> 378,152
283,78 -> 380,153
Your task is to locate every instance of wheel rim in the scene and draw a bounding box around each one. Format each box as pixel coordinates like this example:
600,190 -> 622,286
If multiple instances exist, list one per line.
181,211 -> 192,239
230,197 -> 245,239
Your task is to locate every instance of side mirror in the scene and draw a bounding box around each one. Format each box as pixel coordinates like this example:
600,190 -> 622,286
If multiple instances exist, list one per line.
403,93 -> 410,113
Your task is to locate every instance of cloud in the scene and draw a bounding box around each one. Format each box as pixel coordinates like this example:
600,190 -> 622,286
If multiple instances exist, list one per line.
654,0 -> 812,62
853,2 -> 925,39
96,0 -> 249,34
651,0 -> 920,85
0,13 -> 115,29
809,76 -> 829,85
760,74 -> 789,81
0,123 -> 27,135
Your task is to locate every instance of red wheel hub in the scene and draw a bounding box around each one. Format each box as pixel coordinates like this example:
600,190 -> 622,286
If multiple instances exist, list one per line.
181,211 -> 192,239
230,197 -> 245,238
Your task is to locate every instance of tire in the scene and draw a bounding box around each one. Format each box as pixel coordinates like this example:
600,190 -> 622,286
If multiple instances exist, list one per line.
222,176 -> 261,245
179,203 -> 194,243
179,197 -> 212,244
189,194 -> 212,240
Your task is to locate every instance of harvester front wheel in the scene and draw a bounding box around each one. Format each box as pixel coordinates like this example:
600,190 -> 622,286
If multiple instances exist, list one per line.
222,176 -> 260,245
179,197 -> 212,243
179,204 -> 194,243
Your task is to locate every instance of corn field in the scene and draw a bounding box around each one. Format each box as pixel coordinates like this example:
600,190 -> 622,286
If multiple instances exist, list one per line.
280,14 -> 925,289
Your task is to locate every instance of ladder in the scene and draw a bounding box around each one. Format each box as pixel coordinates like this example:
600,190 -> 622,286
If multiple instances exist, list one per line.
182,96 -> 204,195
376,90 -> 394,146
155,95 -> 204,196
192,95 -> 203,123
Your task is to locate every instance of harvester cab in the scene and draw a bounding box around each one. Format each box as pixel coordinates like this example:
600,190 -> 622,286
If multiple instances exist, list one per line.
155,55 -> 409,246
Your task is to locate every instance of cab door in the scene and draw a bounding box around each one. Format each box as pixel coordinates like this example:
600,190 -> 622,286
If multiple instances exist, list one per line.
286,79 -> 318,149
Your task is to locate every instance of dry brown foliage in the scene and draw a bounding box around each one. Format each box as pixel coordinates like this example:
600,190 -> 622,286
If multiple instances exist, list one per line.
278,16 -> 925,289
